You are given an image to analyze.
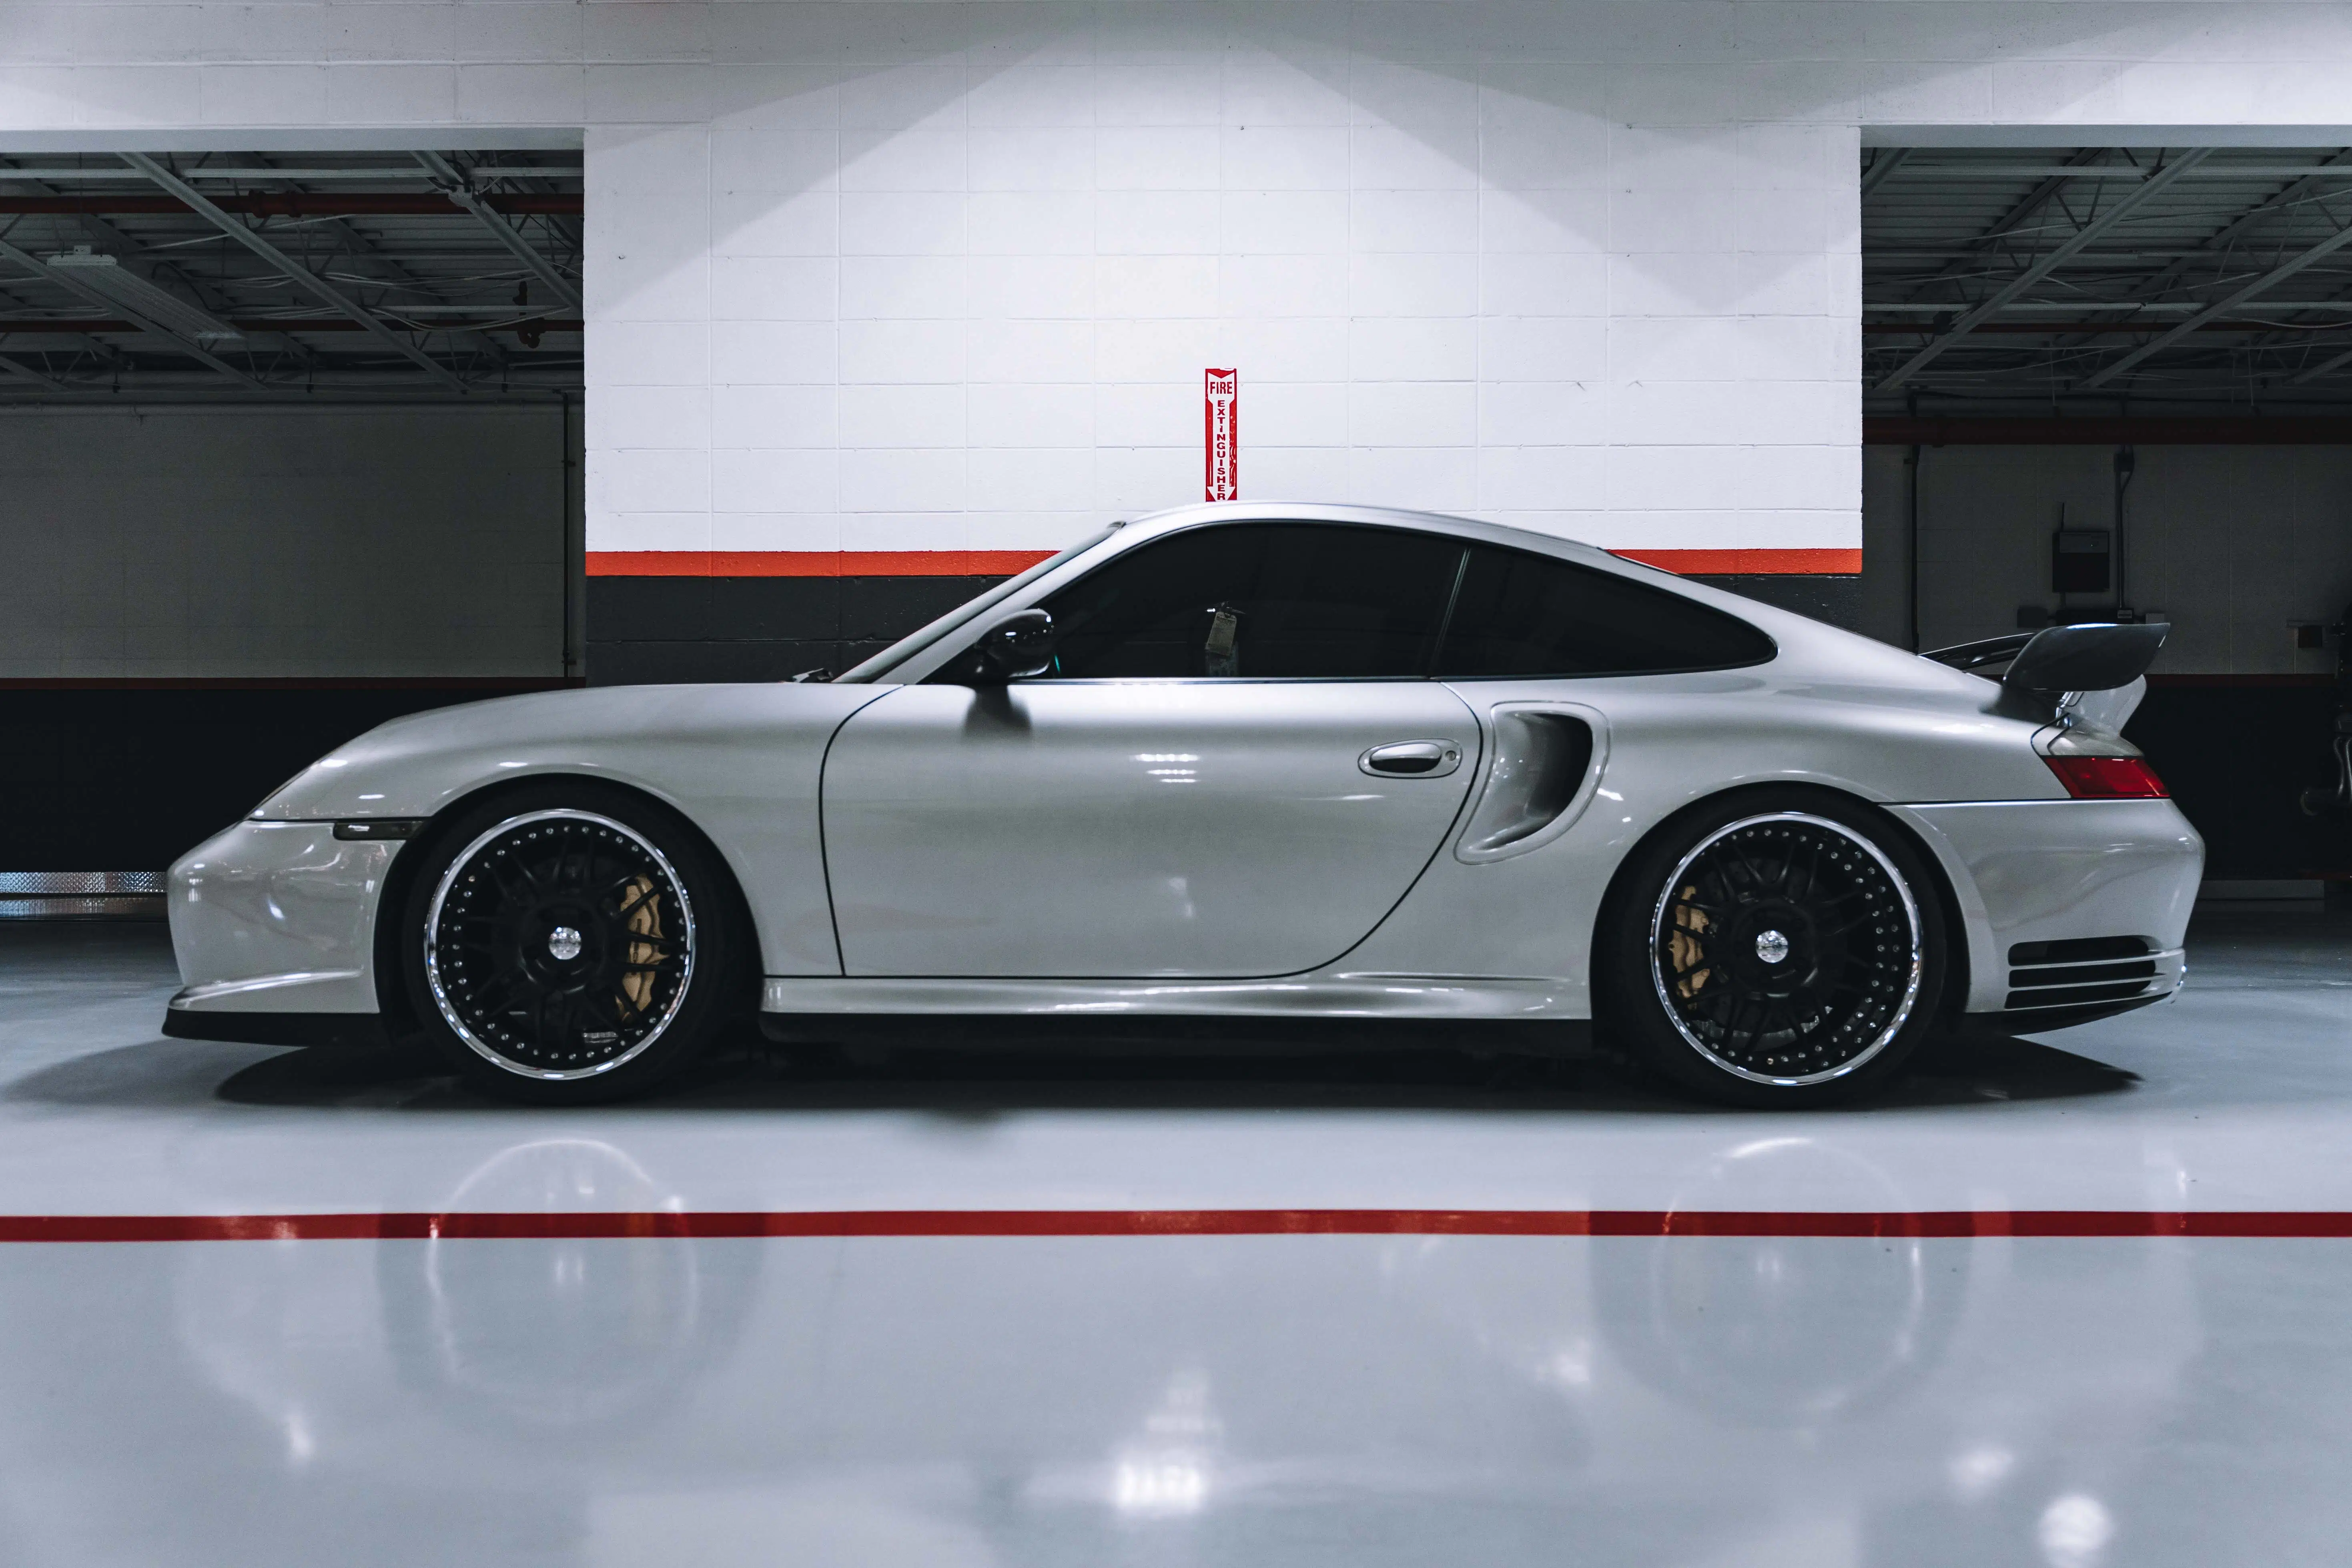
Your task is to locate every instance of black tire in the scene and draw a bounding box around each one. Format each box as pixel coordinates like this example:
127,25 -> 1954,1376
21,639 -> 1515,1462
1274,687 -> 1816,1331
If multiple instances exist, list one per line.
1596,789 -> 1949,1108
398,782 -> 743,1105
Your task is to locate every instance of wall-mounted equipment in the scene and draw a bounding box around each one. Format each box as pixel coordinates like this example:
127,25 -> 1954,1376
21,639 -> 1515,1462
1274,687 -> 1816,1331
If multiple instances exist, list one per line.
2053,528 -> 2113,596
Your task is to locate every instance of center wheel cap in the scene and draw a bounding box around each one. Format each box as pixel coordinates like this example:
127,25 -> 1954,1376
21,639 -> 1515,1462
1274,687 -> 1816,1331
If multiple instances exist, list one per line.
546,924 -> 583,962
1754,928 -> 1791,964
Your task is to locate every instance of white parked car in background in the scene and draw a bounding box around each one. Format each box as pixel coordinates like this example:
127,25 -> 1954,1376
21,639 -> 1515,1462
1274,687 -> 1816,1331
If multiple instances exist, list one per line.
163,503 -> 2202,1106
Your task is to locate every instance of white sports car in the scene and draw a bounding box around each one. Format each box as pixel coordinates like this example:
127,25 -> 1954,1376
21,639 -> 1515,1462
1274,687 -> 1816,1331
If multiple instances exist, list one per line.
163,502 -> 2203,1106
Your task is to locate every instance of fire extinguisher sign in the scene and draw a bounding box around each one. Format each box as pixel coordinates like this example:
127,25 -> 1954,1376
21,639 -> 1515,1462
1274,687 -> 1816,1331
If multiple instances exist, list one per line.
1203,368 -> 1238,501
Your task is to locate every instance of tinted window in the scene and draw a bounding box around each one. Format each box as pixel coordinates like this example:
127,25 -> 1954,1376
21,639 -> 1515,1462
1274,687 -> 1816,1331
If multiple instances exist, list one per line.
1035,523 -> 1465,679
1434,546 -> 1775,677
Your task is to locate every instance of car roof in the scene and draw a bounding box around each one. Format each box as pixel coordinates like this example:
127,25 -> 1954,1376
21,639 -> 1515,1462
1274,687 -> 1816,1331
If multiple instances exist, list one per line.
1113,500 -> 1629,569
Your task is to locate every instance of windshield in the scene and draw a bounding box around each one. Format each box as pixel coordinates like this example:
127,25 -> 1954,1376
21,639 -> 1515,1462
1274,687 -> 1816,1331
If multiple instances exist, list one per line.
832,528 -> 1118,683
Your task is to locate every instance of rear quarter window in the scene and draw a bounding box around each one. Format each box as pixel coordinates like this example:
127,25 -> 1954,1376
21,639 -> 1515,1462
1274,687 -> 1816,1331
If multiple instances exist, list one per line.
1435,545 -> 1776,677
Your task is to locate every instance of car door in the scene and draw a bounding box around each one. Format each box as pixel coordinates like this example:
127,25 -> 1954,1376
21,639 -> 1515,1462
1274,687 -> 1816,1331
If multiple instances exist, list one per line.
821,521 -> 1483,978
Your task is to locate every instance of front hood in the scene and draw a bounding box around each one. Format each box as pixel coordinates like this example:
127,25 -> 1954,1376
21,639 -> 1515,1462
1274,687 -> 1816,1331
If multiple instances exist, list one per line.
255,682 -> 887,821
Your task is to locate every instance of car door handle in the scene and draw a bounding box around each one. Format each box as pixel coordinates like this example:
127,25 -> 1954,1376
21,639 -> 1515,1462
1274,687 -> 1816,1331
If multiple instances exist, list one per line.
1360,740 -> 1464,778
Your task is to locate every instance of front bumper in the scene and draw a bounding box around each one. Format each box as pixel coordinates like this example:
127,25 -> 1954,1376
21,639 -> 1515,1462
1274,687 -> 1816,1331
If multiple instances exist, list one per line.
1886,798 -> 2204,1018
166,819 -> 398,1029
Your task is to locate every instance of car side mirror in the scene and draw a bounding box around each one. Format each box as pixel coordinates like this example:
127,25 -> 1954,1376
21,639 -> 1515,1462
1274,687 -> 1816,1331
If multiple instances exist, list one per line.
970,608 -> 1058,683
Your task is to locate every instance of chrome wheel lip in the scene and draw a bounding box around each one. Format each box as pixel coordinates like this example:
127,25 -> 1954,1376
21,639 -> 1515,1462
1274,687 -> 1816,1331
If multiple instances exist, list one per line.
1647,811 -> 1924,1089
422,808 -> 698,1083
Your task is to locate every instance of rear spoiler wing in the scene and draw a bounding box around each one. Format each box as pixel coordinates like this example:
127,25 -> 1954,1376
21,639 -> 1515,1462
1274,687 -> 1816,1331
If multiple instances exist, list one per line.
1923,621 -> 2168,727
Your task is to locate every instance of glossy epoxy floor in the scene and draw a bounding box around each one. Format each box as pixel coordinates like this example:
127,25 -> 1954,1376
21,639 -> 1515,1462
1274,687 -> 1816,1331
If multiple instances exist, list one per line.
2,914 -> 2350,1566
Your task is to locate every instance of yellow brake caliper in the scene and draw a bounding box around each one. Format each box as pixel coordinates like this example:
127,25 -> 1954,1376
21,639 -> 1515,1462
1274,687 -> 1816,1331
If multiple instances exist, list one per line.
618,875 -> 661,1018
1669,886 -> 1712,999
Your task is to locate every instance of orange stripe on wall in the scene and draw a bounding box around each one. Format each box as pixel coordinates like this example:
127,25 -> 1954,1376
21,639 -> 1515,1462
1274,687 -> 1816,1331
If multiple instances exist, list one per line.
1612,547 -> 1863,575
586,549 -> 1057,578
587,546 -> 1859,578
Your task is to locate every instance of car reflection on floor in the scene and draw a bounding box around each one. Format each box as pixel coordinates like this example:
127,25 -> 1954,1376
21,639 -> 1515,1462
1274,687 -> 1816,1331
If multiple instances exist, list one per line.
0,914 -> 2339,1566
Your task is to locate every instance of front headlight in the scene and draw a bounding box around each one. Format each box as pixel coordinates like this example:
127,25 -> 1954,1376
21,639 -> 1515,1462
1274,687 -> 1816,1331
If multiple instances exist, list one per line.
249,760 -> 336,818
249,772 -> 309,819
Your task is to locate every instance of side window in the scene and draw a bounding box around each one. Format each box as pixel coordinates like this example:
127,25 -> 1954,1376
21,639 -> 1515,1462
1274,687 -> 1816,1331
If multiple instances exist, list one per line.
1035,523 -> 1466,679
1434,546 -> 1776,677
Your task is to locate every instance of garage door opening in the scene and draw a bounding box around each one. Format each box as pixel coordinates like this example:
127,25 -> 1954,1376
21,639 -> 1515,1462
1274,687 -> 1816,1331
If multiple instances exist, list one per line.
0,148 -> 584,915
1859,143 -> 2352,886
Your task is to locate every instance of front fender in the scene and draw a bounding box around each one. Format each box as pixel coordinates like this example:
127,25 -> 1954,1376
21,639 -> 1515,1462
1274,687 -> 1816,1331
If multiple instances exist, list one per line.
248,682 -> 891,977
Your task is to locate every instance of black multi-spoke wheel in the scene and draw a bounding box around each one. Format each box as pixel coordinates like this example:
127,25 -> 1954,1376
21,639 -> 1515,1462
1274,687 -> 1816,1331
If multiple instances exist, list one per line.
401,787 -> 740,1103
1601,793 -> 1947,1106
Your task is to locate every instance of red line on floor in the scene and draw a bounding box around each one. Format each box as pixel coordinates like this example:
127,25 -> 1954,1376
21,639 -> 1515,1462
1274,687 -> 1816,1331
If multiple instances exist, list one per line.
0,1210 -> 2349,1243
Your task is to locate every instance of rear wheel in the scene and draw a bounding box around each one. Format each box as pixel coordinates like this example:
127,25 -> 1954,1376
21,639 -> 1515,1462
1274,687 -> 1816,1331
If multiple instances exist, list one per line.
400,784 -> 740,1103
1598,792 -> 1947,1107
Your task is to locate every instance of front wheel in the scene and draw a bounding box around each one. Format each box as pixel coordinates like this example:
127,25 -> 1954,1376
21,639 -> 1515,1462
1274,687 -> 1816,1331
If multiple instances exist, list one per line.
399,784 -> 742,1104
1598,793 -> 1949,1107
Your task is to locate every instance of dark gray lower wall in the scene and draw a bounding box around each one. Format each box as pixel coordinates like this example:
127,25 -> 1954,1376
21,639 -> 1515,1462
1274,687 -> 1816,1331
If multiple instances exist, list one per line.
1689,574 -> 1863,632
2125,680 -> 2346,880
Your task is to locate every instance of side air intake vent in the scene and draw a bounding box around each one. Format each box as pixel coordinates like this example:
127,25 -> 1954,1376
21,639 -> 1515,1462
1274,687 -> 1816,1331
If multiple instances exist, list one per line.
2009,936 -> 2149,966
2005,936 -> 2157,1011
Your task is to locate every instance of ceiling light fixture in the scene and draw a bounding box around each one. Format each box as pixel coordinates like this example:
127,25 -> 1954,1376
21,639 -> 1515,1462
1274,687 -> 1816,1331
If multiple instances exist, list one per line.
45,248 -> 241,340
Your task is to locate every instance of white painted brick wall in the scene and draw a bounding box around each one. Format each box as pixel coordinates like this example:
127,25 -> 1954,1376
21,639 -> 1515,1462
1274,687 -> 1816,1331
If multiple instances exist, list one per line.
8,4 -> 2352,566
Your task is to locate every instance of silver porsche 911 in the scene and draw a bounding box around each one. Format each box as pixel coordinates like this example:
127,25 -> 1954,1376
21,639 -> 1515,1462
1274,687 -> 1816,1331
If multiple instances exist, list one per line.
163,502 -> 2202,1106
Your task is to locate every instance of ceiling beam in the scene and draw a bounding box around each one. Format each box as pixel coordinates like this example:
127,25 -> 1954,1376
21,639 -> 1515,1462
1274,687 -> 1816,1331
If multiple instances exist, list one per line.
0,155 -> 270,370
0,267 -> 129,372
0,316 -> 582,334
0,194 -> 581,216
0,165 -> 582,182
1898,163 -> 2352,181
1859,148 -> 1909,201
2113,148 -> 2352,306
2040,147 -> 2352,366
1868,300 -> 2352,315
1868,415 -> 2352,444
2078,205 -> 2352,388
226,151 -> 501,372
1893,147 -> 2120,311
1870,248 -> 2352,263
413,150 -> 583,315
120,152 -> 465,393
0,347 -> 66,392
1865,319 -> 2352,336
0,236 -> 261,389
1876,148 -> 2217,392
2287,339 -> 2352,385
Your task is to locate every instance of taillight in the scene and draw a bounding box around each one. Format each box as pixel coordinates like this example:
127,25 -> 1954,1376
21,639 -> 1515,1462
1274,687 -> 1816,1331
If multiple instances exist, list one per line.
2045,754 -> 2168,799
